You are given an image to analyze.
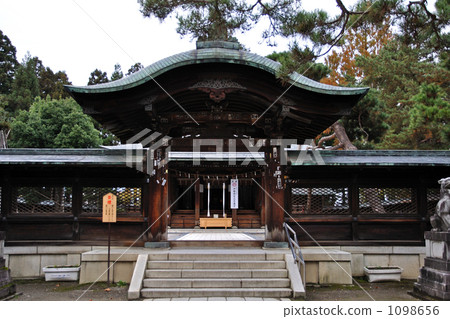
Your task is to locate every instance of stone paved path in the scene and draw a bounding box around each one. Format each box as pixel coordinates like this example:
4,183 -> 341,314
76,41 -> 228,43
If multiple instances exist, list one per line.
144,297 -> 291,301
176,232 -> 255,241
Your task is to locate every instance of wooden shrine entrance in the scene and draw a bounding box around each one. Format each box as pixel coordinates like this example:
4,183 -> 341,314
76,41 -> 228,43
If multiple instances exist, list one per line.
169,171 -> 262,229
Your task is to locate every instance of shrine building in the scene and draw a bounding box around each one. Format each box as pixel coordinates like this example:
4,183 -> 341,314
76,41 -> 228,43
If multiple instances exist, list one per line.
1,41 -> 449,248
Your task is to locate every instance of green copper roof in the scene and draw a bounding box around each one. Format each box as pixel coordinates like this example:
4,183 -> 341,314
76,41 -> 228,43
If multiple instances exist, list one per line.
65,41 -> 368,96
0,148 -> 142,166
289,150 -> 450,166
2,149 -> 448,167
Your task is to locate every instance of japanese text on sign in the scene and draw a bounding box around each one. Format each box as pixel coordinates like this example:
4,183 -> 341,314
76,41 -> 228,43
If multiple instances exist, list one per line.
102,193 -> 117,223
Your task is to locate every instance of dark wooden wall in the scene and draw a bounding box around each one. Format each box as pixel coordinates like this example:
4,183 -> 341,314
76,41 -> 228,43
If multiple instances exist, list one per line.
286,165 -> 449,246
0,166 -> 148,246
1,163 -> 449,246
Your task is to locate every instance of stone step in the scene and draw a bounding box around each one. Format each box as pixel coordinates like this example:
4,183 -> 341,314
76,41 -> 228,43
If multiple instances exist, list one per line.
168,253 -> 267,261
148,251 -> 285,261
145,269 -> 287,279
141,288 -> 292,298
143,278 -> 291,288
147,260 -> 286,269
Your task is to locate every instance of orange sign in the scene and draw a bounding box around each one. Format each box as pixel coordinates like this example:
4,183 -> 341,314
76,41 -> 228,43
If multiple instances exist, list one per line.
102,193 -> 117,223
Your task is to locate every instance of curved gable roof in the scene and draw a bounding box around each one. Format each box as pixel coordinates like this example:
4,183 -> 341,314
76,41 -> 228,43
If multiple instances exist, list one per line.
65,41 -> 368,96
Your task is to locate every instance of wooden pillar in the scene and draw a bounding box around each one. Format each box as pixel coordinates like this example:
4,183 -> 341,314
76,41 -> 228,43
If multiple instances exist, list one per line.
259,176 -> 266,227
417,181 -> 427,242
264,144 -> 286,242
0,177 -> 11,233
148,175 -> 162,241
141,183 -> 149,242
194,177 -> 200,226
232,209 -> 238,227
160,169 -> 169,241
148,148 -> 169,241
350,175 -> 359,242
71,180 -> 82,241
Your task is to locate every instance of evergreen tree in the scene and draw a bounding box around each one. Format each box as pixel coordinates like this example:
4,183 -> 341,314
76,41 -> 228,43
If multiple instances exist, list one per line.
267,49 -> 330,82
111,63 -> 123,81
0,102 -> 11,148
87,69 -> 109,85
0,30 -> 18,95
126,62 -> 144,76
139,0 -> 448,58
7,52 -> 40,113
380,83 -> 450,149
37,64 -> 72,99
407,83 -> 450,149
356,41 -> 449,149
9,97 -> 102,148
138,0 -> 298,41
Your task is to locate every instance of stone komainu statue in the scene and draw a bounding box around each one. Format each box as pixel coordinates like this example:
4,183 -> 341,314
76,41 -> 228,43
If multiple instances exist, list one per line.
431,177 -> 450,231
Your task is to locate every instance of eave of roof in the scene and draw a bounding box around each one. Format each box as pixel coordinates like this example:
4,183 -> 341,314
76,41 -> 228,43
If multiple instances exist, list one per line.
0,148 -> 143,166
289,150 -> 450,166
65,41 -> 368,97
2,149 -> 447,167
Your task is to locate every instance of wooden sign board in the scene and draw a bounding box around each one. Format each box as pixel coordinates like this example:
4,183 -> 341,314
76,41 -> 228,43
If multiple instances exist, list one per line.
102,193 -> 117,223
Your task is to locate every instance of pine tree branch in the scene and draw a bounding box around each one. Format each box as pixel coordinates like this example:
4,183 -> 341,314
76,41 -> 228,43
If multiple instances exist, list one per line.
317,132 -> 336,148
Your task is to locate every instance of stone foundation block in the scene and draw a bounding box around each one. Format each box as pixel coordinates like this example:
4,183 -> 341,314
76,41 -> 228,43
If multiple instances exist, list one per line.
9,255 -> 41,278
319,261 -> 352,285
389,255 -> 420,279
351,254 -> 364,277
80,261 -> 113,284
305,262 -> 318,284
364,254 -> 389,267
67,254 -> 81,266
40,255 -> 68,276
113,261 -> 135,283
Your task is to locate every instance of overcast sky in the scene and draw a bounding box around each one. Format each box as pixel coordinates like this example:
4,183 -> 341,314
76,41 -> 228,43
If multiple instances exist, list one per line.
0,0 -> 436,86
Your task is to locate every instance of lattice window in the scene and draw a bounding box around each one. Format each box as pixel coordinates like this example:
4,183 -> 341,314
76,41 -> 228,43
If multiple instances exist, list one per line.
359,188 -> 416,215
426,188 -> 440,217
82,187 -> 142,215
291,187 -> 349,214
11,186 -> 72,215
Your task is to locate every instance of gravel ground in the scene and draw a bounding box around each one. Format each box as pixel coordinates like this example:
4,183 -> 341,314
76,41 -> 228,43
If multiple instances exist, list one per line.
8,279 -> 129,301
304,280 -> 419,301
5,278 -> 420,301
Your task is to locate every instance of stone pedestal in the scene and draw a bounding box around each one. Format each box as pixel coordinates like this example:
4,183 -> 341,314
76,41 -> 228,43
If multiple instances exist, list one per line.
0,231 -> 16,299
414,231 -> 450,300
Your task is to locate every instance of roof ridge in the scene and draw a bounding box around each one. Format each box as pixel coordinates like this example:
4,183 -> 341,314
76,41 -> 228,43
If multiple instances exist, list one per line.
65,47 -> 368,96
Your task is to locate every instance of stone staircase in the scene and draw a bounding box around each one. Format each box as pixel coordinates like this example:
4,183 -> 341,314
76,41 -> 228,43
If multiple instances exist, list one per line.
139,249 -> 299,299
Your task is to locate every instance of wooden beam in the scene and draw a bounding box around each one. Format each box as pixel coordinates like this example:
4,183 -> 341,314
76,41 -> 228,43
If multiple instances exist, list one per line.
264,145 -> 286,242
148,175 -> 162,241
0,179 -> 11,234
72,180 -> 82,241
160,168 -> 169,241
194,178 -> 200,226
417,183 -> 427,243
350,180 -> 359,241
232,209 -> 237,227
259,177 -> 266,227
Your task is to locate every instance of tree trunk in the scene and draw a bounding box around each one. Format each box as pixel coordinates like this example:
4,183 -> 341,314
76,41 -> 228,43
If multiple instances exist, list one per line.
331,121 -> 357,150
0,129 -> 9,149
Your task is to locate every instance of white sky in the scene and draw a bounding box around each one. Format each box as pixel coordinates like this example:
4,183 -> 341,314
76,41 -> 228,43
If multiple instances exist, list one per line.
0,0 -> 436,86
